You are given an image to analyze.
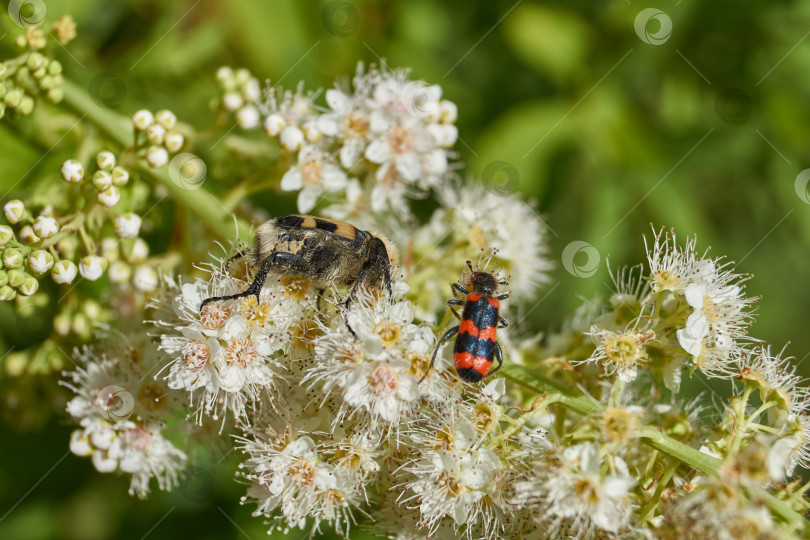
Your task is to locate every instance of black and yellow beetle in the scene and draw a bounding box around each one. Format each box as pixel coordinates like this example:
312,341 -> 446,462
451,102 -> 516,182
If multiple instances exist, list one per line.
199,215 -> 395,324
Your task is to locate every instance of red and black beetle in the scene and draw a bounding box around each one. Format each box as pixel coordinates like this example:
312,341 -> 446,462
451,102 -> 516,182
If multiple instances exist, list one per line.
420,261 -> 509,383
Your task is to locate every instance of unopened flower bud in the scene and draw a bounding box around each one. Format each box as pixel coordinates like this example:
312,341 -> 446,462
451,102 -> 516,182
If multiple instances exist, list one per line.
18,225 -> 39,244
127,237 -> 149,263
32,215 -> 58,239
8,268 -> 28,289
3,248 -> 23,268
17,96 -> 34,115
19,276 -> 38,296
155,109 -> 177,129
163,132 -> 184,153
60,160 -> 84,183
54,311 -> 70,336
4,200 -> 25,224
132,109 -> 154,130
28,249 -> 54,273
280,125 -> 304,152
27,52 -> 46,71
111,166 -> 130,186
79,255 -> 107,281
47,88 -> 63,103
0,225 -> 13,245
108,261 -> 131,284
145,146 -> 168,168
133,265 -> 158,292
0,285 -> 16,301
4,89 -> 22,108
0,271 -> 7,287
222,91 -> 243,111
7,269 -> 25,288
51,260 -> 78,284
114,213 -> 142,238
100,238 -> 119,261
237,105 -> 260,129
216,66 -> 233,85
264,113 -> 285,137
439,100 -> 457,123
146,124 -> 165,145
96,151 -> 116,170
92,170 -> 112,192
97,186 -> 121,207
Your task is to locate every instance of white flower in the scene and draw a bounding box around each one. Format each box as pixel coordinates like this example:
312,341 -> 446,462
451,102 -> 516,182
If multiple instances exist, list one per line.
280,145 -> 348,213
306,289 -> 446,434
132,109 -> 154,130
644,227 -> 700,294
126,237 -> 150,263
114,213 -> 142,238
583,327 -> 654,382
78,255 -> 106,281
60,160 -> 84,183
51,260 -> 78,284
674,259 -> 755,377
238,429 -> 361,536
222,91 -> 243,111
28,249 -> 54,273
97,186 -> 121,207
526,443 -> 635,536
4,200 -> 25,223
145,145 -> 169,168
153,267 -> 300,423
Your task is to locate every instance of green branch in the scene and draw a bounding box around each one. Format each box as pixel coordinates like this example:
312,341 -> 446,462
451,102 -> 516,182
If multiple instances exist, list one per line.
60,79 -> 252,242
501,363 -> 810,531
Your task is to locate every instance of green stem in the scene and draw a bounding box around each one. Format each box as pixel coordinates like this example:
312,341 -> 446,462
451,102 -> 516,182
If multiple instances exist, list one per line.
60,79 -> 252,242
501,363 -> 810,532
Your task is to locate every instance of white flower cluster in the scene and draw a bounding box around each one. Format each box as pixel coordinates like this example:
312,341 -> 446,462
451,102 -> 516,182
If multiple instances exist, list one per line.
216,63 -> 458,216
154,261 -> 305,423
61,335 -> 187,498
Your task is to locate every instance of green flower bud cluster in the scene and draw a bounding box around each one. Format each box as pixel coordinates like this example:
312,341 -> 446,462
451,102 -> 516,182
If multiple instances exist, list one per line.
131,109 -> 185,168
0,51 -> 64,119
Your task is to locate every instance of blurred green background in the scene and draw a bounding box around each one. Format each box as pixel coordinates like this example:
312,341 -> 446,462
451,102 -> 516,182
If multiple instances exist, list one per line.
1,0 -> 809,538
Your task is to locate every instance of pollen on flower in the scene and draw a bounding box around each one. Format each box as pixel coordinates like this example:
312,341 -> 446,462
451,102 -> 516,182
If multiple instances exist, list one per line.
388,126 -> 414,153
225,339 -> 255,367
200,302 -> 230,329
183,342 -> 210,370
368,365 -> 398,394
374,321 -> 401,347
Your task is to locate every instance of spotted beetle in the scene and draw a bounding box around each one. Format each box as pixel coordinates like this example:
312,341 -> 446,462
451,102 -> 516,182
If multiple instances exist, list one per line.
420,261 -> 509,383
199,215 -> 396,323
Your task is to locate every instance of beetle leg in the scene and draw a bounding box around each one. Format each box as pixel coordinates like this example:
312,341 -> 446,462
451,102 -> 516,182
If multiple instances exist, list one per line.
451,283 -> 469,297
495,293 -> 510,301
315,288 -> 325,311
485,342 -> 504,378
199,256 -> 274,312
447,299 -> 463,320
498,315 -> 509,328
419,326 -> 459,384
